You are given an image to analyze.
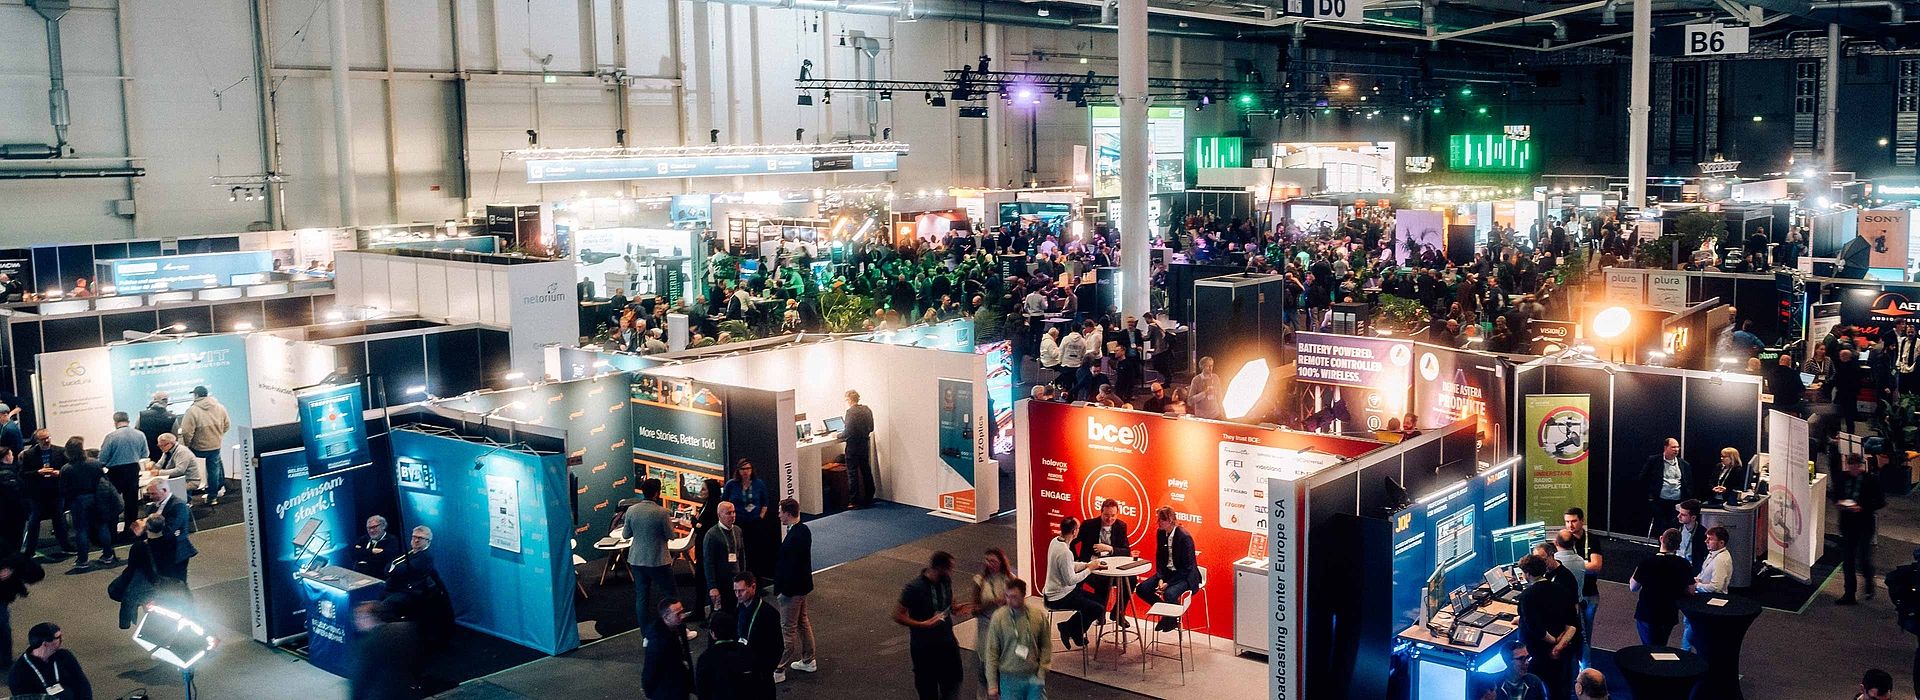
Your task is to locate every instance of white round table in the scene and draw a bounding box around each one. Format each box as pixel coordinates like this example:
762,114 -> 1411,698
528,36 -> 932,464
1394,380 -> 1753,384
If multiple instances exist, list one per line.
1090,556 -> 1151,657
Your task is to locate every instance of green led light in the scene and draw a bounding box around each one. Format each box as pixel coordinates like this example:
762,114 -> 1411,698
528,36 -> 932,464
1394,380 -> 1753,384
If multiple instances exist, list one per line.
1460,86 -> 1473,96
1476,106 -> 1488,115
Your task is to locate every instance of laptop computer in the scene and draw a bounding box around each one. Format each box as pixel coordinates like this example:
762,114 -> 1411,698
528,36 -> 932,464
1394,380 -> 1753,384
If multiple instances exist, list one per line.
823,416 -> 845,434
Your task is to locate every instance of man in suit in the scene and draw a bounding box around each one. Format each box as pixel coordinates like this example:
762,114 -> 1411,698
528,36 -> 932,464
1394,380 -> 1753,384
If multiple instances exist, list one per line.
1637,437 -> 1692,536
643,598 -> 695,700
1074,498 -> 1132,625
352,515 -> 400,578
1834,453 -> 1888,605
842,390 -> 877,508
1135,506 -> 1201,632
702,502 -> 744,617
137,392 -> 173,460
143,480 -> 197,584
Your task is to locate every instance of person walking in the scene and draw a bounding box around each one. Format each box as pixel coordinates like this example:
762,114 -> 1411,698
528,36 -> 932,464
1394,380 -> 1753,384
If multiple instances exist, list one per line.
1628,528 -> 1694,646
112,516 -> 170,629
842,390 -> 877,508
981,578 -> 1051,700
972,548 -> 1017,694
895,551 -> 966,700
643,598 -> 695,700
701,502 -> 743,618
773,498 -> 817,676
7,622 -> 91,699
56,438 -> 115,573
173,385 -> 232,505
348,601 -> 422,700
95,413 -> 146,537
625,478 -> 674,635
1833,453 -> 1887,605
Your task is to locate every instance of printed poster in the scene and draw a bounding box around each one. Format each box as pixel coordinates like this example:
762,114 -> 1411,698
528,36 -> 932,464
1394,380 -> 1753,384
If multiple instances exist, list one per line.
936,378 -> 976,517
1523,395 -> 1590,524
486,474 -> 523,554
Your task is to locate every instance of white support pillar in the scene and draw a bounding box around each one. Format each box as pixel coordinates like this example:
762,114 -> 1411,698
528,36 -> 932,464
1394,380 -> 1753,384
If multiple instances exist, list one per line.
1119,0 -> 1149,318
1823,23 -> 1840,169
985,25 -> 1003,188
1625,0 -> 1650,210
328,0 -> 359,227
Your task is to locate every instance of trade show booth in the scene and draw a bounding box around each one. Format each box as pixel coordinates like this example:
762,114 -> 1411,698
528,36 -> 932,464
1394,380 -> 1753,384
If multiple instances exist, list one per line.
640,331 -> 1000,521
1291,332 -> 1514,463
331,249 -> 579,376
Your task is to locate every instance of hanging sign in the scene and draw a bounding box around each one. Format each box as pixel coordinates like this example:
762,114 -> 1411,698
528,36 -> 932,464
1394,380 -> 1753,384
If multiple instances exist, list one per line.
1684,24 -> 1750,56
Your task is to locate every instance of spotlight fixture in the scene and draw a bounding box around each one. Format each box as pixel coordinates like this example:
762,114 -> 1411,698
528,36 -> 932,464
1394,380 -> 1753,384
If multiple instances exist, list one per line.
797,91 -> 814,106
1037,6 -> 1049,15
879,89 -> 892,101
229,187 -> 240,202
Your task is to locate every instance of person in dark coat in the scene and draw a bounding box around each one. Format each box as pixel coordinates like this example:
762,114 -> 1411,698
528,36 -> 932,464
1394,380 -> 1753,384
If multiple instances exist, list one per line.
690,479 -> 723,621
142,480 -> 197,585
732,573 -> 784,686
137,393 -> 174,461
115,516 -> 171,629
349,601 -> 422,700
384,526 -> 453,644
18,430 -> 73,558
842,390 -> 877,507
695,611 -> 772,699
1134,506 -> 1201,632
1833,453 -> 1889,605
1636,438 -> 1692,537
0,554 -> 45,662
643,598 -> 695,700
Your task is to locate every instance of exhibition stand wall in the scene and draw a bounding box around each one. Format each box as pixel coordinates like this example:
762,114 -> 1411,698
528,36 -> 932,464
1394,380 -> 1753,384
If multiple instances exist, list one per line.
390,422 -> 580,655
0,226 -> 357,296
1013,400 -> 1384,662
1511,355 -> 1763,537
331,250 -> 579,376
1292,332 -> 1514,463
642,334 -> 998,520
1,286 -> 339,430
309,322 -> 513,410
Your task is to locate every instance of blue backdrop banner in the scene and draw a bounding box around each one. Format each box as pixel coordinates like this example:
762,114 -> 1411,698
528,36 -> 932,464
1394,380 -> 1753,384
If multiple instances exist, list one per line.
110,333 -> 253,439
250,449 -> 396,643
391,429 -> 578,655
297,382 -> 371,476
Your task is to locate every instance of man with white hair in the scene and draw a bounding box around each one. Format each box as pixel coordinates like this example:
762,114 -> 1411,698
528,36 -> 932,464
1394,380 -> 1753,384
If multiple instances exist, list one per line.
143,479 -> 198,585
0,404 -> 20,455
353,514 -> 400,578
147,433 -> 201,498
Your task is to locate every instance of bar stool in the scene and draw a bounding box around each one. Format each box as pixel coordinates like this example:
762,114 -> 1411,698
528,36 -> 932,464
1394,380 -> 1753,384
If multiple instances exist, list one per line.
570,538 -> 590,598
1031,596 -> 1090,675
1143,588 -> 1195,684
1188,566 -> 1212,649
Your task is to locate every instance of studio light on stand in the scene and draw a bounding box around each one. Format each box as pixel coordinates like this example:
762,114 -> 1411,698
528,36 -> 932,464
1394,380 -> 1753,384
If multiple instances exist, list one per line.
132,603 -> 218,700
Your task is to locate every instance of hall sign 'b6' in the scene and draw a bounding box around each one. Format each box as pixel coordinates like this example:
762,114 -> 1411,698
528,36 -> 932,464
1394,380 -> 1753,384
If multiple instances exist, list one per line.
1684,23 -> 1749,56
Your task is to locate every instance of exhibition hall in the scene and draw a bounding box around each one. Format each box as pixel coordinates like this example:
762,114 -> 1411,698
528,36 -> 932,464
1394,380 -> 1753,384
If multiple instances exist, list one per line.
4,0 -> 1920,698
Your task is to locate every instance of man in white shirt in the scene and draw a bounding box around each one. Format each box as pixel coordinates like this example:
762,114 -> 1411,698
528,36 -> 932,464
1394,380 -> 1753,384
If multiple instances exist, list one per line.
1695,526 -> 1732,594
1023,289 -> 1048,316
1058,327 -> 1088,399
1039,327 -> 1063,380
1041,516 -> 1106,649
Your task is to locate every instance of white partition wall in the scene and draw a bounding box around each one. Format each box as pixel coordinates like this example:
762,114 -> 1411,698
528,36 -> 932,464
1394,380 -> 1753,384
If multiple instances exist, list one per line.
334,252 -> 576,376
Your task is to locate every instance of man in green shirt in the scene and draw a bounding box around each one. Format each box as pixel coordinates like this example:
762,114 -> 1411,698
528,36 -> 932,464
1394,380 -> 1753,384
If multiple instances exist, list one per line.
982,578 -> 1052,700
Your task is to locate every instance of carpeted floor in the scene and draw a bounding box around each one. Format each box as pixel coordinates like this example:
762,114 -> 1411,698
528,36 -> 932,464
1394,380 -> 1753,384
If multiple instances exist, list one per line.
805,500 -> 970,571
1593,533 -> 1844,613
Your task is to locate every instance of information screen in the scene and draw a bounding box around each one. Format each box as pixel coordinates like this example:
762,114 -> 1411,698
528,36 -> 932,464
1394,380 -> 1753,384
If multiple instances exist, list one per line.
1433,506 -> 1477,572
1491,522 -> 1549,565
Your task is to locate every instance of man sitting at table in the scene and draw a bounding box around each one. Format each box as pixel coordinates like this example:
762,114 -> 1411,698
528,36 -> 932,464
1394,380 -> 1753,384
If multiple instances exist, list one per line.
1074,499 -> 1131,626
1134,506 -> 1200,633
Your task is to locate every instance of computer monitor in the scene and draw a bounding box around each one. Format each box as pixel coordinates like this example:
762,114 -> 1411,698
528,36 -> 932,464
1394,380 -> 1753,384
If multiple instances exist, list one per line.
1432,506 -> 1477,573
823,415 -> 845,434
1491,522 -> 1549,565
1483,565 -> 1513,593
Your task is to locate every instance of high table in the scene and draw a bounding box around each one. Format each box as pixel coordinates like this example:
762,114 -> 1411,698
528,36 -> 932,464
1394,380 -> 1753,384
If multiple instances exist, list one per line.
298,565 -> 386,677
1090,556 -> 1151,659
1613,645 -> 1706,700
1679,593 -> 1761,699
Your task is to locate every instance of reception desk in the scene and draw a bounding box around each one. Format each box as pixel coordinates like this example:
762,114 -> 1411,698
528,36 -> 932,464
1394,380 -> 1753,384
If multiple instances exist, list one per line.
795,433 -> 846,514
1702,494 -> 1768,589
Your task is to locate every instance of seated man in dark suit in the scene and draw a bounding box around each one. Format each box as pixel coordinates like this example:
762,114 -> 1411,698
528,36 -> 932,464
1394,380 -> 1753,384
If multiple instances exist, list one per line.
351,514 -> 401,579
1134,506 -> 1201,632
385,525 -> 453,643
1073,498 -> 1131,624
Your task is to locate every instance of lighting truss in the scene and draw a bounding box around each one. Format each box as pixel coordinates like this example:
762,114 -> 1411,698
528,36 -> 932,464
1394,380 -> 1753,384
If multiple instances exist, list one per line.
796,69 -> 1268,103
504,142 -> 911,161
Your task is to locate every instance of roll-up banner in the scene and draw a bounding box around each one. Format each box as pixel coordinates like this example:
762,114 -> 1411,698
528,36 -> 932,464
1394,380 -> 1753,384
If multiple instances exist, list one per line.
936,379 -> 977,518
1766,410 -> 1815,582
1523,394 -> 1591,524
296,383 -> 371,477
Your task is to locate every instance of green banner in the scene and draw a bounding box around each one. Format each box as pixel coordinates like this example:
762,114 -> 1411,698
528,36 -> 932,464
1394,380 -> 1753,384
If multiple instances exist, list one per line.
1523,395 -> 1590,524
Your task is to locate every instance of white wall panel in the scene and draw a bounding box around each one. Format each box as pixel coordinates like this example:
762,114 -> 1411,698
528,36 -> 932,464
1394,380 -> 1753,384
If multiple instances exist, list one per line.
416,259 -> 449,319
446,260 -> 480,320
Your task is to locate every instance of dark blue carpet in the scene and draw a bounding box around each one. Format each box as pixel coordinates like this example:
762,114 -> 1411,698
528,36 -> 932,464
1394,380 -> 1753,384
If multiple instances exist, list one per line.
806,501 -> 968,570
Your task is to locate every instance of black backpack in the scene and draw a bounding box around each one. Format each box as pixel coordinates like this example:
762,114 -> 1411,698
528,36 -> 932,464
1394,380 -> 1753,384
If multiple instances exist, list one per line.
93,479 -> 123,520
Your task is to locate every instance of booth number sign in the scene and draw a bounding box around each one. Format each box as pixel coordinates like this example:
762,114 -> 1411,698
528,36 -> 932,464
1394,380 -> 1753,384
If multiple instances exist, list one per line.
1684,24 -> 1749,56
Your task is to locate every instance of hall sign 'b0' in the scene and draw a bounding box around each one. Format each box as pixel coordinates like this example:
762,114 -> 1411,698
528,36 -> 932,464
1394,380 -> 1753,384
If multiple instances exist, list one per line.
1684,24 -> 1749,56
1311,0 -> 1364,22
